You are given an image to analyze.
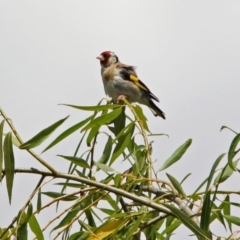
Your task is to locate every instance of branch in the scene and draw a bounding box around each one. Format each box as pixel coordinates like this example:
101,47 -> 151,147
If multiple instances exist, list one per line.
137,185 -> 200,225
2,168 -> 172,215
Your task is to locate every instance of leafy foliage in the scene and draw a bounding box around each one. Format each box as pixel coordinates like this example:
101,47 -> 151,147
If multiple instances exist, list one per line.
0,101 -> 240,240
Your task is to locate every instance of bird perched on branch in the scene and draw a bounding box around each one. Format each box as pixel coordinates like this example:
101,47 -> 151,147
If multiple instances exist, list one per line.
96,51 -> 165,119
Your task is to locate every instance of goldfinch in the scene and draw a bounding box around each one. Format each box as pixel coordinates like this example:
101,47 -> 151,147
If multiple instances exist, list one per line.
96,51 -> 165,119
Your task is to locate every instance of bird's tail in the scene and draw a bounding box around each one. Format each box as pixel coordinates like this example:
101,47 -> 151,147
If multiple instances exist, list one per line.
149,100 -> 165,119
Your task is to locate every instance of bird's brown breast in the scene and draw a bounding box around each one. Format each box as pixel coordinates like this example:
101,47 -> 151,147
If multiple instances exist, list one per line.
102,64 -> 116,82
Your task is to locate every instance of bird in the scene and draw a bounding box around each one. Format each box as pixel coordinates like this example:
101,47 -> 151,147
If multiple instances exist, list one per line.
96,51 -> 165,119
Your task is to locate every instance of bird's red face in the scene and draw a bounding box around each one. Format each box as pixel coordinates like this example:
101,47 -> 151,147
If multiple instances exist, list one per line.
96,51 -> 118,67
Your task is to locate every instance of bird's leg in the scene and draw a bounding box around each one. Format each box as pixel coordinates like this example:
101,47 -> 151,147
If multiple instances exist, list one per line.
117,95 -> 127,103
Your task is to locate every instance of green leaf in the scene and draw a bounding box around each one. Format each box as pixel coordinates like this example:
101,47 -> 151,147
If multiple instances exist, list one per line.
205,153 -> 225,191
37,189 -> 42,212
98,136 -> 113,165
86,126 -> 100,146
42,192 -> 78,201
110,125 -> 134,164
134,105 -> 150,132
161,219 -> 181,235
148,133 -> 169,137
228,133 -> 240,170
94,162 -> 115,172
55,182 -> 85,188
69,232 -> 90,240
223,195 -> 231,231
52,207 -> 80,231
58,155 -> 90,168
63,104 -> 120,111
82,108 -> 122,132
224,215 -> 240,226
200,192 -> 211,233
0,120 -> 5,180
164,204 -> 207,239
42,116 -> 92,153
214,159 -> 239,184
220,126 -> 237,134
28,214 -> 44,240
159,139 -> 192,171
20,116 -> 69,149
112,106 -> 126,136
200,153 -> 226,233
166,173 -> 186,196
180,173 -> 192,184
3,132 -> 15,203
25,203 -> 33,223
126,214 -> 144,239
17,223 -> 28,240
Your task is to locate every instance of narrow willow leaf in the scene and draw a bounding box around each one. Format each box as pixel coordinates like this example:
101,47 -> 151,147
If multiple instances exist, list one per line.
200,192 -> 211,233
180,173 -> 192,184
126,214 -> 144,239
210,203 -> 226,229
63,104 -> 120,111
94,162 -> 115,172
110,127 -> 133,165
114,174 -> 121,187
58,155 -> 90,168
161,219 -> 181,235
214,159 -> 239,184
52,208 -> 80,231
82,108 -> 122,132
112,122 -> 135,144
98,136 -> 113,164
86,209 -> 96,227
99,208 -> 115,216
0,120 -> 5,180
100,174 -> 114,184
87,220 -> 124,240
42,192 -> 78,201
166,173 -> 186,196
28,214 -> 44,240
159,139 -> 192,171
17,223 -> 28,240
199,153 -> 226,233
223,195 -> 231,231
55,182 -> 85,188
69,232 -> 90,240
0,228 -> 10,240
42,116 -> 92,153
20,116 -> 69,149
112,106 -> 126,136
228,133 -> 240,170
205,153 -> 225,191
3,132 -> 15,203
25,203 -> 33,223
37,189 -> 42,212
86,125 -> 100,146
134,105 -> 150,132
164,204 -> 207,239
220,126 -> 237,134
3,133 -> 20,147
148,133 -> 169,137
224,215 -> 240,226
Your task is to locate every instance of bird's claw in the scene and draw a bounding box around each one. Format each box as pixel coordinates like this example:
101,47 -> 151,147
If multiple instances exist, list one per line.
117,95 -> 127,103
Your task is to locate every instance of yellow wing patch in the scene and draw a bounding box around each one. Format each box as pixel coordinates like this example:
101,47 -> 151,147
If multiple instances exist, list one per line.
129,75 -> 148,91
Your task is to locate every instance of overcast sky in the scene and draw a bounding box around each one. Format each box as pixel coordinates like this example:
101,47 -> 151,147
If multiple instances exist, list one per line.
1,1 -> 240,239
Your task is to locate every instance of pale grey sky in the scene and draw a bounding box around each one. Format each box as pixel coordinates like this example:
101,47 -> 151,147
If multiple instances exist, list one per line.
1,1 -> 240,239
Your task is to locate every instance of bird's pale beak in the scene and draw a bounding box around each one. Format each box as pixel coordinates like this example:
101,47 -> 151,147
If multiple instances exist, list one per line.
96,55 -> 104,61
